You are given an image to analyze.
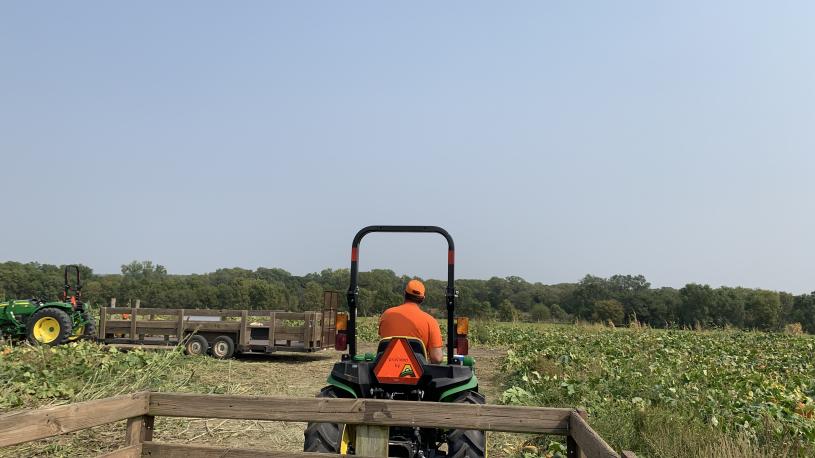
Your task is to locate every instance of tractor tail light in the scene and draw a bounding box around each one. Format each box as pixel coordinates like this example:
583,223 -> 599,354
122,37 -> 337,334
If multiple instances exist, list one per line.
336,312 -> 348,331
456,317 -> 469,336
335,332 -> 348,351
456,336 -> 469,355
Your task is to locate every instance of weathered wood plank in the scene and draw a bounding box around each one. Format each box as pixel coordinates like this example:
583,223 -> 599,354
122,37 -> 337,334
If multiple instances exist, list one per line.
0,392 -> 149,447
355,424 -> 389,456
125,415 -> 154,446
148,393 -> 571,434
569,411 -> 618,458
96,444 -> 142,458
140,441 -> 377,458
99,306 -> 107,339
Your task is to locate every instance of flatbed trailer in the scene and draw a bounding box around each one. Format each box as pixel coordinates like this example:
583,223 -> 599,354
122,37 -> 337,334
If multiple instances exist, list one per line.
97,292 -> 340,358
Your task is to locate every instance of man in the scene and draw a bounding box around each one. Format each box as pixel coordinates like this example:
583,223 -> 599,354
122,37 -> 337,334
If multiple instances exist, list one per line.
379,279 -> 444,363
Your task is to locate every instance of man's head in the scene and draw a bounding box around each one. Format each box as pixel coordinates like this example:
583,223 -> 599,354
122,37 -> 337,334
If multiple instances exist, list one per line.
404,279 -> 425,304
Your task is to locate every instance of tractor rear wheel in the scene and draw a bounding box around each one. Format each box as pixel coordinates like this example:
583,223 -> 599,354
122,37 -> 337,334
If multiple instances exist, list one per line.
27,308 -> 73,346
69,311 -> 96,341
447,391 -> 487,458
303,386 -> 348,453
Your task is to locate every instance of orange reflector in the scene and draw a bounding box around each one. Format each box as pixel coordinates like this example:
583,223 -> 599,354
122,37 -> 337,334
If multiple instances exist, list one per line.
456,317 -> 469,336
374,338 -> 424,385
336,312 -> 348,331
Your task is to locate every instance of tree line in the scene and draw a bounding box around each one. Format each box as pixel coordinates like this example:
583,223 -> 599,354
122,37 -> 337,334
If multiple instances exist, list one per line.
1,261 -> 813,333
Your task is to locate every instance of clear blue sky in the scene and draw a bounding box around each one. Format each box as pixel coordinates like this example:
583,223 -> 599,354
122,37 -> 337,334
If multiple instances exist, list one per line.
1,2 -> 814,293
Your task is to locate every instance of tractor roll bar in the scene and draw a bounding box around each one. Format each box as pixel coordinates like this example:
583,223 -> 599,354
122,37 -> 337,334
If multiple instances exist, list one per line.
64,265 -> 82,301
348,225 -> 456,364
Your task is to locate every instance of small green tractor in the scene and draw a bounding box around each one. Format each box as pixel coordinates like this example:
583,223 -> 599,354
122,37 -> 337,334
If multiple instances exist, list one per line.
0,265 -> 96,345
304,226 -> 485,458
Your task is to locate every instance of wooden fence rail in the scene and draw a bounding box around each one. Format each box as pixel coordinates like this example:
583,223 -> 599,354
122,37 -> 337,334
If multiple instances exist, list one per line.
0,392 -> 629,458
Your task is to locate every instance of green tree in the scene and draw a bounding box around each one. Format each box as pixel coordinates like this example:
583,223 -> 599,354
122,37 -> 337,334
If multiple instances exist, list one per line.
592,299 -> 625,325
529,303 -> 551,322
745,290 -> 781,331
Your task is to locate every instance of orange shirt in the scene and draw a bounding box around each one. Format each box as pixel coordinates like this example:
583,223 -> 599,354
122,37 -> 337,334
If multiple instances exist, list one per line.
379,302 -> 443,350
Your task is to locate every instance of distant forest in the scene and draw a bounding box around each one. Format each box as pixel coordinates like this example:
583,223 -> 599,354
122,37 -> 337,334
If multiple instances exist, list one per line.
2,261 -> 814,333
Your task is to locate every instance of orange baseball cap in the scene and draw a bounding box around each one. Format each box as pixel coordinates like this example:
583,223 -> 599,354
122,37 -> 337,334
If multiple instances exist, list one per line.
405,279 -> 425,298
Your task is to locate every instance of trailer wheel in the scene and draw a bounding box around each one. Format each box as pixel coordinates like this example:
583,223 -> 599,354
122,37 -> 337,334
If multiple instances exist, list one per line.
185,335 -> 209,356
211,335 -> 235,359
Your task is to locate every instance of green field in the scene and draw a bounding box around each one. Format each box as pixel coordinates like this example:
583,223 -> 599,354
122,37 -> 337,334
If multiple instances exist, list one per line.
469,322 -> 815,457
2,321 -> 814,457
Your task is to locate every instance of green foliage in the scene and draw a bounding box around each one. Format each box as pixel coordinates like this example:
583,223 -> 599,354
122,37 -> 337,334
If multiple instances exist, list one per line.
0,341 -> 187,410
479,323 -> 815,455
0,261 -> 812,333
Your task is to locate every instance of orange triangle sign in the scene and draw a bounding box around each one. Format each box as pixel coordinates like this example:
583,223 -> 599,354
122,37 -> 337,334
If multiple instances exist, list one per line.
374,338 -> 424,385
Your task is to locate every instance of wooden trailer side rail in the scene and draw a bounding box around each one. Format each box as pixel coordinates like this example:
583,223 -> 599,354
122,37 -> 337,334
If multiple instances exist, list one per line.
97,301 -> 338,354
0,392 -> 630,458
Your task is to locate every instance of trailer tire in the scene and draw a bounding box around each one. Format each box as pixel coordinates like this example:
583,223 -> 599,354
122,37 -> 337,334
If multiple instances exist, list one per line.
185,335 -> 209,356
27,308 -> 73,346
447,390 -> 487,458
211,335 -> 235,359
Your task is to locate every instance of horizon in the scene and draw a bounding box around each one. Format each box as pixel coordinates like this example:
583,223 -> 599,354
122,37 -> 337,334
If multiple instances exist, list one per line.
3,258 -> 811,295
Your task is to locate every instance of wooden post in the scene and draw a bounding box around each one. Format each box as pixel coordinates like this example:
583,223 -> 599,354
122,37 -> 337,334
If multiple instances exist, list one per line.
355,424 -> 389,456
125,414 -> 154,446
129,307 -> 137,343
110,297 -> 116,307
99,307 -> 107,341
567,409 -> 588,458
176,309 -> 185,342
240,310 -> 249,350
266,311 -> 276,352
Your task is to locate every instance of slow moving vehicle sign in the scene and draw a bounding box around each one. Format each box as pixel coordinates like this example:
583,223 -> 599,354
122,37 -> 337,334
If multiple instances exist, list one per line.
374,338 -> 424,384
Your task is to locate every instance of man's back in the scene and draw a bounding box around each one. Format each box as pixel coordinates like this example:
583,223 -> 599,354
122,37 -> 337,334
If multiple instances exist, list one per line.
379,302 -> 442,354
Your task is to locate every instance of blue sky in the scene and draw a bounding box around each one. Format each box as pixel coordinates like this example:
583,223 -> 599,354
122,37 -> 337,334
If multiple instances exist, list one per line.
1,2 -> 814,292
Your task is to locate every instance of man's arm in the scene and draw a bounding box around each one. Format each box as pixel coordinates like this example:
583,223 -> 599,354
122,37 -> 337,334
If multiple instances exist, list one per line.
427,319 -> 444,364
429,346 -> 444,364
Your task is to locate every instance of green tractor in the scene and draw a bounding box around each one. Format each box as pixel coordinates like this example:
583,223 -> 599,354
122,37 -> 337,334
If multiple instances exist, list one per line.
304,226 -> 485,458
0,265 -> 96,345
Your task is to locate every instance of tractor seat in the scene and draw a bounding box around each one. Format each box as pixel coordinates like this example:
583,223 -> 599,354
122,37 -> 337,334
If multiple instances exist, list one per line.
376,336 -> 428,364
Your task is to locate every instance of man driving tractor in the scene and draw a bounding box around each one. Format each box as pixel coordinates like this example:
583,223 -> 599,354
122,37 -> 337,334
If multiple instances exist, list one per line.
378,279 -> 444,364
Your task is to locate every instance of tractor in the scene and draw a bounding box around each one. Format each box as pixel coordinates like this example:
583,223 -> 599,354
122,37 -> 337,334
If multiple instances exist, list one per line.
304,226 -> 485,458
0,265 -> 96,345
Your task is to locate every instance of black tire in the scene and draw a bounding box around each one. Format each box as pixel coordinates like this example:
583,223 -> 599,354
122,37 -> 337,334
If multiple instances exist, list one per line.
447,391 -> 487,458
68,311 -> 97,341
26,308 -> 73,346
304,386 -> 348,453
81,311 -> 97,338
211,335 -> 235,359
185,335 -> 209,356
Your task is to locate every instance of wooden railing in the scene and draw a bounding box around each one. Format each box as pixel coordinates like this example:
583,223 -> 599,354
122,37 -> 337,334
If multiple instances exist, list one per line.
0,392 -> 632,458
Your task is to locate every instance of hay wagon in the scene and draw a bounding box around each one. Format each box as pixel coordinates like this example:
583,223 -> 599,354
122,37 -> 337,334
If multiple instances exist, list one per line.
97,292 -> 340,358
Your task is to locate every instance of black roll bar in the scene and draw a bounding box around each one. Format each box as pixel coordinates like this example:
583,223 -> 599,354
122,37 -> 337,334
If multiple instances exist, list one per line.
347,226 -> 457,364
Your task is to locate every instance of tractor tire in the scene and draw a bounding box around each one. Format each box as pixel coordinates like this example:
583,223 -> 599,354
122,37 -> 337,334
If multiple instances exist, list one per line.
447,391 -> 487,458
82,311 -> 97,338
303,386 -> 348,453
184,335 -> 209,356
69,311 -> 97,341
211,335 -> 235,359
27,308 -> 73,346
